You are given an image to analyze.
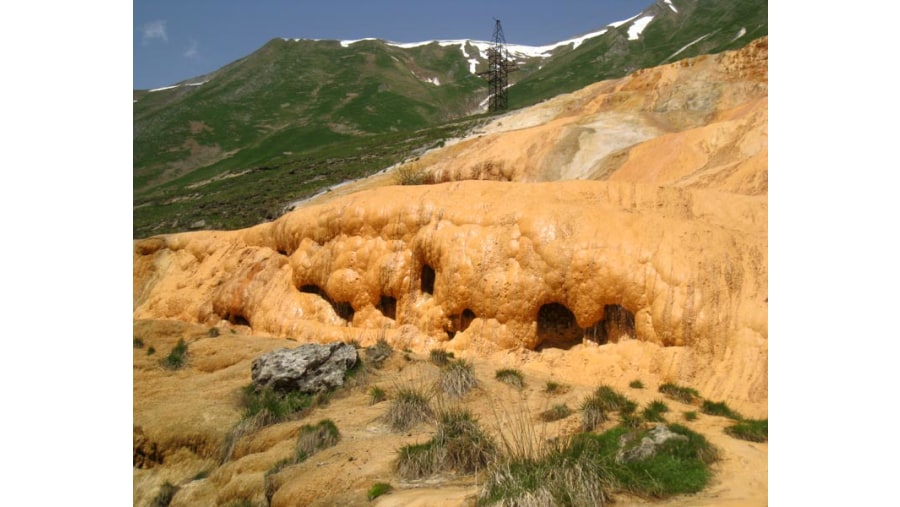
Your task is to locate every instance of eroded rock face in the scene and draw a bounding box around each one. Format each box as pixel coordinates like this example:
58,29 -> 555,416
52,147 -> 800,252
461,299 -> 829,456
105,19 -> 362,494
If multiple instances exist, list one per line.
250,342 -> 358,393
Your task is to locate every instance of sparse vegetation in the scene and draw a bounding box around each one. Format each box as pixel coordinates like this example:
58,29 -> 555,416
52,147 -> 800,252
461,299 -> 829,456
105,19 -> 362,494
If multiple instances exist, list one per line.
725,419 -> 767,442
539,404 -> 572,422
619,413 -> 644,429
264,458 -> 294,504
147,346 -> 156,355
592,385 -> 638,413
658,383 -> 700,404
396,408 -> 496,479
367,482 -> 392,501
495,368 -> 524,389
151,481 -> 178,507
642,399 -> 670,422
384,385 -> 434,431
296,419 -> 341,462
439,359 -> 477,397
629,379 -> 644,389
134,337 -> 145,348
162,339 -> 188,369
581,395 -> 608,431
701,400 -> 742,420
369,385 -> 387,405
366,338 -> 393,368
429,348 -> 454,366
395,161 -> 434,185
207,327 -> 220,337
684,411 -> 698,421
581,386 -> 638,431
543,380 -> 568,394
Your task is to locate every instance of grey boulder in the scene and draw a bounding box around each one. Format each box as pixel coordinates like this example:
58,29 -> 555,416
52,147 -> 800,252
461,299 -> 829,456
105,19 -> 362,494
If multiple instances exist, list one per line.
250,342 -> 358,394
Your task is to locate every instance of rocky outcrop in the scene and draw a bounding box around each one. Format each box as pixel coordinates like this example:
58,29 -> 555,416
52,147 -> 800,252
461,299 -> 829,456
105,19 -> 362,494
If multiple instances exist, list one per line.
250,342 -> 358,393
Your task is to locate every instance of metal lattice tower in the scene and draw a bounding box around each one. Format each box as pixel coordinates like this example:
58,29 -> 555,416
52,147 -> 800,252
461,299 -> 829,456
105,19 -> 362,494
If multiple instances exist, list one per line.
479,19 -> 518,112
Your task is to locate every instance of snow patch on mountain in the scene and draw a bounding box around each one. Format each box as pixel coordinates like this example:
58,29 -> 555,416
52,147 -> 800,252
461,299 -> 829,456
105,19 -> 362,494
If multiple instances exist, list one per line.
148,81 -> 208,93
664,0 -> 678,13
664,33 -> 711,61
628,16 -> 654,40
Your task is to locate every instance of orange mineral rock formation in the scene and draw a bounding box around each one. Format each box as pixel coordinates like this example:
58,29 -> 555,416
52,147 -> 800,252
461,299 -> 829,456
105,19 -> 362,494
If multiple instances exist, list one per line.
134,38 -> 767,411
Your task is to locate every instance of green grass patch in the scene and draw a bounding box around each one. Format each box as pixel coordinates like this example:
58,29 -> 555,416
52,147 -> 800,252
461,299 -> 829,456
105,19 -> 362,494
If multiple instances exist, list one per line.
162,339 -> 188,370
367,482 -> 392,501
494,368 -> 524,389
593,385 -> 638,413
133,337 -> 145,349
701,400 -> 742,420
629,379 -> 644,389
642,400 -> 670,422
147,346 -> 156,355
725,419 -> 767,442
478,424 -> 718,505
296,419 -> 341,462
684,411 -> 698,421
241,384 -> 315,423
658,383 -> 700,404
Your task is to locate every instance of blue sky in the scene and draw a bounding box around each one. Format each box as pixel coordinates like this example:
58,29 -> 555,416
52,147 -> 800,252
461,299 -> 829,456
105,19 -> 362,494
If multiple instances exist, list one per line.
134,0 -> 652,90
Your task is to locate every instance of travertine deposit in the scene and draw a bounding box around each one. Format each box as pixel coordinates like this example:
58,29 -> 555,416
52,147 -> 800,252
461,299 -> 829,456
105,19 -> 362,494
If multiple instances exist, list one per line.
134,38 -> 767,408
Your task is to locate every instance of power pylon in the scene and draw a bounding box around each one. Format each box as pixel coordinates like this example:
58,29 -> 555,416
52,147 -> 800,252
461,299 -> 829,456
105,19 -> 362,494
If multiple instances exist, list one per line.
479,19 -> 518,112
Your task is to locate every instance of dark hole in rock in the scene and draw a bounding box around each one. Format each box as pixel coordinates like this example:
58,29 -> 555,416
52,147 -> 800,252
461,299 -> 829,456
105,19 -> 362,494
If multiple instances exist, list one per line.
299,284 -> 355,324
536,303 -> 583,350
446,308 -> 476,340
460,309 -> 475,332
584,304 -> 636,344
421,264 -> 435,294
333,302 -> 355,323
300,284 -> 326,296
226,313 -> 250,327
377,295 -> 397,320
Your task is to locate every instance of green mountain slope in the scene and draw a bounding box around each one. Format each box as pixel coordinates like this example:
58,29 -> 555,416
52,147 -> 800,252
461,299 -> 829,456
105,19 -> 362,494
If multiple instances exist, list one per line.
133,0 -> 766,239
508,0 -> 767,108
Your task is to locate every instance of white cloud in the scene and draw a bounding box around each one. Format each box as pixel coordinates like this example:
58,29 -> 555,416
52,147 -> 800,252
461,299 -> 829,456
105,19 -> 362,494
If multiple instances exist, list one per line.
184,39 -> 198,58
142,20 -> 167,45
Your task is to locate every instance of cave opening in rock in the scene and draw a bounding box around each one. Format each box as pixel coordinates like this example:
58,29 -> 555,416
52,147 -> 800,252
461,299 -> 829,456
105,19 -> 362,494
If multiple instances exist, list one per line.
446,308 -> 476,340
421,264 -> 435,294
333,302 -> 355,323
300,284 -> 326,297
584,304 -> 636,344
225,313 -> 250,327
536,302 -> 583,350
377,295 -> 397,320
299,284 -> 355,324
